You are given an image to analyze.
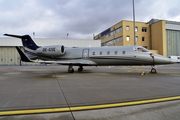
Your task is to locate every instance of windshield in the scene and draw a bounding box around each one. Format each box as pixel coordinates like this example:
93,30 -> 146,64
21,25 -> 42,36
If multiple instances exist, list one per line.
133,46 -> 150,52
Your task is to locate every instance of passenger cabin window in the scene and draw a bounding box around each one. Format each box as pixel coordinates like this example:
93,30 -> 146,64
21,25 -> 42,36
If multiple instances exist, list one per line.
115,51 -> 118,55
100,51 -> 102,55
92,52 -> 95,55
137,48 -> 149,52
122,51 -> 125,54
107,51 -> 110,55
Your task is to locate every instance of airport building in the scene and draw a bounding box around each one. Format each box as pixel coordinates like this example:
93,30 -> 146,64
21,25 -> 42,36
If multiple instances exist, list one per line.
94,19 -> 180,56
0,37 -> 101,65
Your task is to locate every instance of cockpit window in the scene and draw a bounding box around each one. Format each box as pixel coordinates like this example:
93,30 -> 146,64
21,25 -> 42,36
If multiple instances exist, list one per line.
134,47 -> 150,52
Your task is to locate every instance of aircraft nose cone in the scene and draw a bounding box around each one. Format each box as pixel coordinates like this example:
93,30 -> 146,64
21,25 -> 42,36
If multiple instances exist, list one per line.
154,55 -> 175,64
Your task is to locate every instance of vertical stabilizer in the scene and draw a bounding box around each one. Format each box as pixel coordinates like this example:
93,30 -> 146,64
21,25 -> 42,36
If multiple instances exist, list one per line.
4,34 -> 39,50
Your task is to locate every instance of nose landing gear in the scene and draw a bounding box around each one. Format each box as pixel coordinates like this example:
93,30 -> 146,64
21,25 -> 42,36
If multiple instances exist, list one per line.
150,53 -> 157,74
150,67 -> 157,74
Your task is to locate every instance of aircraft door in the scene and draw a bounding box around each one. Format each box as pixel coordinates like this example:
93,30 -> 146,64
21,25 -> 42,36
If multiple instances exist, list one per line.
82,49 -> 89,59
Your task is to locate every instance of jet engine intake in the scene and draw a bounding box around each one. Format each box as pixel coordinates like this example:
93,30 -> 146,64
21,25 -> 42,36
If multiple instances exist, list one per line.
36,45 -> 65,57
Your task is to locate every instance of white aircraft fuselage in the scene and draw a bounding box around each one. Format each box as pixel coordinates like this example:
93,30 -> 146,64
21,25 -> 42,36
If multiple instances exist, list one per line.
4,34 -> 176,73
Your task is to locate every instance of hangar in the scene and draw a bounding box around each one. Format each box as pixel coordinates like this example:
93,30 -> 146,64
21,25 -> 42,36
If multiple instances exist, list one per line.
0,37 -> 100,65
94,19 -> 180,56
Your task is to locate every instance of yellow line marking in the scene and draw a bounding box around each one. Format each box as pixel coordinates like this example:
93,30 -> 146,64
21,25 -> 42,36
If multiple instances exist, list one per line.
32,77 -> 63,80
128,66 -> 141,72
170,74 -> 180,76
93,75 -> 119,78
1,96 -> 180,116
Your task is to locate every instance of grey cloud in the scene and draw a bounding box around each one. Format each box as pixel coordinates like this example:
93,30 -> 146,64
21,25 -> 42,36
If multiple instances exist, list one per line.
0,0 -> 180,39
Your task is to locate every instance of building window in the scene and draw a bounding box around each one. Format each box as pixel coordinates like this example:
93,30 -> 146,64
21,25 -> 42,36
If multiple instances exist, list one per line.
101,43 -> 105,46
115,51 -> 118,55
142,37 -> 145,41
142,27 -> 147,32
119,26 -> 122,32
92,52 -> 95,55
126,36 -> 130,41
136,36 -> 138,42
110,31 -> 114,36
100,51 -> 102,55
116,26 -> 122,33
107,51 -> 110,55
135,26 -> 138,32
104,36 -> 123,46
126,26 -> 130,31
101,35 -> 105,40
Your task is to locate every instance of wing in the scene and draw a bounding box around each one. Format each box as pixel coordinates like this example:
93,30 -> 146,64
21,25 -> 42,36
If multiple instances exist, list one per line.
30,58 -> 96,66
55,59 -> 97,65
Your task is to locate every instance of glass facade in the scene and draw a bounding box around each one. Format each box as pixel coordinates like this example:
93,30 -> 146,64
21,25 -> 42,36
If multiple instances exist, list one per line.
166,30 -> 180,56
102,36 -> 122,46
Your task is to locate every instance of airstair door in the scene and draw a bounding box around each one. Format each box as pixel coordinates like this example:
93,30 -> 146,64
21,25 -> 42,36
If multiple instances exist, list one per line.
82,49 -> 89,59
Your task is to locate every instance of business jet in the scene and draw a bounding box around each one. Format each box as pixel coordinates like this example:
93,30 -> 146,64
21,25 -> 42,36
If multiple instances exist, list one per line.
4,34 -> 176,73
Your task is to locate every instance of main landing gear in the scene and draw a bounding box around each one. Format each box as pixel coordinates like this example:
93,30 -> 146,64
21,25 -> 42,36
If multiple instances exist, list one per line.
78,66 -> 84,72
68,65 -> 74,73
68,65 -> 84,73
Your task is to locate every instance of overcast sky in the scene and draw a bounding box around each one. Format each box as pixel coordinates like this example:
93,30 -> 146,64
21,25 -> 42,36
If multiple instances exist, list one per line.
1,0 -> 180,39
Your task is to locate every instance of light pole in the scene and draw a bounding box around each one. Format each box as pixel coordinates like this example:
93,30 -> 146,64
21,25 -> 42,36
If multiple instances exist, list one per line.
67,33 -> 69,39
33,32 -> 35,38
132,0 -> 136,46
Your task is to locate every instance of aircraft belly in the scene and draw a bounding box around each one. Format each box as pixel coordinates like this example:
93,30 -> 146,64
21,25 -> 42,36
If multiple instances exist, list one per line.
90,58 -> 150,66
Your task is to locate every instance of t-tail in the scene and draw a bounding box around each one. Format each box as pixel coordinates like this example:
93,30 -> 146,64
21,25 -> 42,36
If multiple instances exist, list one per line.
4,34 -> 39,60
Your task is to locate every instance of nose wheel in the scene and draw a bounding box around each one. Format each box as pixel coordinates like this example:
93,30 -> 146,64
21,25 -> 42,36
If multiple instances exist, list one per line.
150,53 -> 157,74
150,67 -> 157,74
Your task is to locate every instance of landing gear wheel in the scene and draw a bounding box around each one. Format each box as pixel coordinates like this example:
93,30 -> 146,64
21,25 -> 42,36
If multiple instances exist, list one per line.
68,65 -> 74,73
151,68 -> 156,74
78,66 -> 83,72
68,68 -> 74,73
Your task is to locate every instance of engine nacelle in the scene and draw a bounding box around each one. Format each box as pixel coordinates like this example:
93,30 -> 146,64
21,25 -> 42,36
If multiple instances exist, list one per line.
36,45 -> 65,57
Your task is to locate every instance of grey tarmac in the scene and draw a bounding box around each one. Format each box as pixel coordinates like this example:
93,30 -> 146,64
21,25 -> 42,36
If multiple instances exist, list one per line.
0,64 -> 180,119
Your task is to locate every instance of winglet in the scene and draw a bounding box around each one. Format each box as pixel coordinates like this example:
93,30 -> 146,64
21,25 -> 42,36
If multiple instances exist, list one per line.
15,47 -> 32,62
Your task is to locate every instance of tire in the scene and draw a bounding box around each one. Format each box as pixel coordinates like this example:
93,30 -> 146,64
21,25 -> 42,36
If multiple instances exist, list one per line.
68,68 -> 74,73
78,68 -> 83,72
151,68 -> 156,73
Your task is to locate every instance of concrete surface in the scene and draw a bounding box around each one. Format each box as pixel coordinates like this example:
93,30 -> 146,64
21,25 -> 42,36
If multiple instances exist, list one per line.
0,64 -> 180,119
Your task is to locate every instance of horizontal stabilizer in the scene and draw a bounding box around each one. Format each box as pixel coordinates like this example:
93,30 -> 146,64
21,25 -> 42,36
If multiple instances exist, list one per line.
4,34 -> 23,38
